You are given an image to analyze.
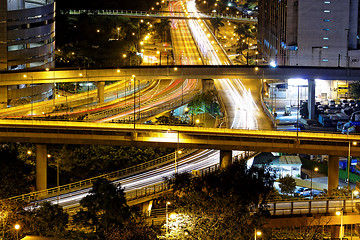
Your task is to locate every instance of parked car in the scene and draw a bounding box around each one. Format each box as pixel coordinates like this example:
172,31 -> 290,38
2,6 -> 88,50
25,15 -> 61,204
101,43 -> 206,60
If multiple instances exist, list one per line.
302,188 -> 324,197
294,187 -> 307,197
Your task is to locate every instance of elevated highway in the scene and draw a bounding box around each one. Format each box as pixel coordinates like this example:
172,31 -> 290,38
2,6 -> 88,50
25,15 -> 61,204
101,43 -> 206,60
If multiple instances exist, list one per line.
0,120 -> 359,156
67,9 -> 257,23
1,66 -> 360,86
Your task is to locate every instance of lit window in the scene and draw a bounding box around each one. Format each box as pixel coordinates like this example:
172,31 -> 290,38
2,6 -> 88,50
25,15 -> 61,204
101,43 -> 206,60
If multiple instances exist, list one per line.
323,19 -> 330,22
322,59 -> 329,62
324,10 -> 330,12
324,1 -> 331,3
323,37 -> 329,40
323,46 -> 329,49
323,28 -> 330,31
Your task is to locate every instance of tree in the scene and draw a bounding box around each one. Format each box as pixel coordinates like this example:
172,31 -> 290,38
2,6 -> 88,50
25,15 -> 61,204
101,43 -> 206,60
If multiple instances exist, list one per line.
163,161 -> 274,239
234,23 -> 256,56
22,202 -> 69,238
349,81 -> 360,99
0,144 -> 33,198
73,178 -> 130,238
187,90 -> 220,116
209,17 -> 224,37
279,175 -> 296,195
154,19 -> 171,42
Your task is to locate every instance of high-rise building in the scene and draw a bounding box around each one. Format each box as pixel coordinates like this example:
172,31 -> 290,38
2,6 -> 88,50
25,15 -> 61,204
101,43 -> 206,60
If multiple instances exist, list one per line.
0,0 -> 56,71
258,0 -> 360,67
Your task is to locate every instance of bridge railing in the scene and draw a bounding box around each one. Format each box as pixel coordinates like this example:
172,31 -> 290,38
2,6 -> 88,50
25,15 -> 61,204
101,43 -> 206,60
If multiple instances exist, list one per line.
267,198 -> 360,216
67,10 -> 257,22
8,148 -> 197,203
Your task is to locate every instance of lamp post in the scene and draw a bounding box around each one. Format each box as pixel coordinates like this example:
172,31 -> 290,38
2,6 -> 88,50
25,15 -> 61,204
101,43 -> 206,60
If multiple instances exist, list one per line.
132,75 -> 136,130
348,141 -> 357,189
14,224 -> 20,240
310,167 -> 319,198
336,210 -> 344,239
23,75 -> 34,119
254,229 -> 262,240
166,201 -> 170,239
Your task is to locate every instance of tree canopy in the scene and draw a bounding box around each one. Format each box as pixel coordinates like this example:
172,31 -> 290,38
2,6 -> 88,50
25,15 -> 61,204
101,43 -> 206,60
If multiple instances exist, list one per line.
163,161 -> 274,239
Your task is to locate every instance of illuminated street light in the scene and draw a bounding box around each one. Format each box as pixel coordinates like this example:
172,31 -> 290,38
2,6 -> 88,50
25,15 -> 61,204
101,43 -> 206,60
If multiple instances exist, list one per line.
348,141 -> 357,188
14,224 -> 20,240
310,167 -> 319,199
255,229 -> 262,240
336,210 -> 344,239
166,201 -> 171,238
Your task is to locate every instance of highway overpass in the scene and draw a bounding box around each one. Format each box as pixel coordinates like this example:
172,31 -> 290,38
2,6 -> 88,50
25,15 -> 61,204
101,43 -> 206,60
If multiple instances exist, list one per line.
1,66 -> 360,86
0,120 -> 359,156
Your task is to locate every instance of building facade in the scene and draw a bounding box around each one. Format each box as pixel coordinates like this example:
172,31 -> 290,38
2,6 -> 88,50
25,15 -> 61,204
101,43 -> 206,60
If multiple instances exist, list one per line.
0,0 -> 56,71
258,0 -> 360,67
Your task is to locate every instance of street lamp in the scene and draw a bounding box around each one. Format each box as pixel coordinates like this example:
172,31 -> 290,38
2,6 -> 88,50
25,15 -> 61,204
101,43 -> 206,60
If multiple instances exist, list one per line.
166,201 -> 171,239
14,224 -> 20,240
336,210 -> 344,239
132,75 -> 136,130
310,167 -> 319,198
348,141 -> 357,188
352,190 -> 359,200
254,229 -> 262,240
23,74 -> 34,119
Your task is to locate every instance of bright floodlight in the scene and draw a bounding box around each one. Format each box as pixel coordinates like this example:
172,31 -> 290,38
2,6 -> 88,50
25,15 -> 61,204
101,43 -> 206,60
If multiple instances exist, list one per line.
14,224 -> 20,230
353,190 -> 359,196
314,167 -> 319,172
256,231 -> 262,236
335,211 -> 341,216
270,61 -> 277,68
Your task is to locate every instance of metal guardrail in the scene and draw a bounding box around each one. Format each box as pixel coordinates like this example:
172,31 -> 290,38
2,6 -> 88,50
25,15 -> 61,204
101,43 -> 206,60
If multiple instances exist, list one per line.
267,198 -> 360,216
67,10 -> 257,22
125,151 -> 258,201
8,148 -> 197,203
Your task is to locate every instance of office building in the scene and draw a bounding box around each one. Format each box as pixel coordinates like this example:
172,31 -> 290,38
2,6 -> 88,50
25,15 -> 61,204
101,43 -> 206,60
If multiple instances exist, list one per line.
0,0 -> 56,71
258,0 -> 360,67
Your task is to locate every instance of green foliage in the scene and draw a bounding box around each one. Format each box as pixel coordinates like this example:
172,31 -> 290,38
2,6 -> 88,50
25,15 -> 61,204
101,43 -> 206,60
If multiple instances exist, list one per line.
47,145 -> 173,186
163,161 -> 274,239
187,90 -> 220,116
279,175 -> 296,195
210,17 -> 224,37
56,14 -> 150,68
155,114 -> 189,125
349,81 -> 360,99
0,200 -> 26,240
154,19 -> 172,42
73,178 -> 130,237
234,23 -> 256,55
0,144 -> 33,198
22,202 -> 69,238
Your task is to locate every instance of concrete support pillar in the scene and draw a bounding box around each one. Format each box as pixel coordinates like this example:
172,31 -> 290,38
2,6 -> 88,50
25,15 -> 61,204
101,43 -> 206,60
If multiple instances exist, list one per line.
328,155 -> 340,194
97,82 -> 105,104
36,144 -> 47,191
0,86 -> 8,108
142,200 -> 153,217
220,150 -> 232,169
308,79 -> 316,120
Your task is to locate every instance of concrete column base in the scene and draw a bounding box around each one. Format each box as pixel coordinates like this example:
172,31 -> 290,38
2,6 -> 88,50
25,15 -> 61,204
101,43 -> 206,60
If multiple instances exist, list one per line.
36,144 -> 47,191
220,150 -> 232,169
97,82 -> 105,104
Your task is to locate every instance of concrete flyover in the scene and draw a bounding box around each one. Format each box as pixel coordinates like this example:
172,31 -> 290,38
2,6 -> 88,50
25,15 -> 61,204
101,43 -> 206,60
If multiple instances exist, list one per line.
67,9 -> 257,23
1,66 -> 360,86
0,120 -> 359,156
